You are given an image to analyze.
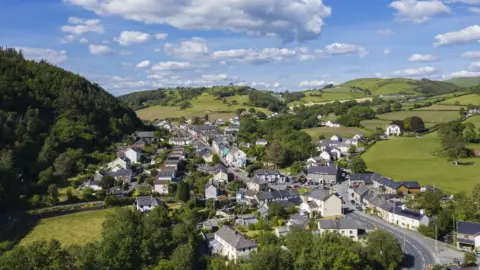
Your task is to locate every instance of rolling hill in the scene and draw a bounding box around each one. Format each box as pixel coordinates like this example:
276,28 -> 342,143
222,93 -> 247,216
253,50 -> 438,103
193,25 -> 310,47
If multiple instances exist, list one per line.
445,77 -> 480,88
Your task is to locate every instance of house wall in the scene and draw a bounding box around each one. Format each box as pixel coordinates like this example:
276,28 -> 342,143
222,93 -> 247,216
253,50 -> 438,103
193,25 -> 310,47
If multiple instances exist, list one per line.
154,184 -> 169,194
205,186 -> 219,199
322,196 -> 342,218
319,228 -> 359,241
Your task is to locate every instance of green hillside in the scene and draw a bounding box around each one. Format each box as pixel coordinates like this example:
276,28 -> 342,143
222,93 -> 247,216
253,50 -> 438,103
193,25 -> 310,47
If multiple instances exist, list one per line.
445,77 -> 480,88
342,78 -> 459,96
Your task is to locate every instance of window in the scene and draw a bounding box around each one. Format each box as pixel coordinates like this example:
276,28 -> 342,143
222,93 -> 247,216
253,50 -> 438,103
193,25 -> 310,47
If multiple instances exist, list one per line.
350,230 -> 353,234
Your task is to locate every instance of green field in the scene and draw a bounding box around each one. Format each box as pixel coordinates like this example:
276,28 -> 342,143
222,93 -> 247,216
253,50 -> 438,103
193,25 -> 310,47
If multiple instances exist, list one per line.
137,92 -> 271,120
19,208 -> 116,247
288,88 -> 366,106
439,94 -> 480,106
377,110 -> 459,123
302,127 -> 368,139
445,77 -> 480,88
363,133 -> 480,193
414,105 -> 464,111
360,119 -> 392,131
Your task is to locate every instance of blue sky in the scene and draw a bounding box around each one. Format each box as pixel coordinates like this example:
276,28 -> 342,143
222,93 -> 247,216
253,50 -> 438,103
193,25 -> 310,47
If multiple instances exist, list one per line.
1,0 -> 480,95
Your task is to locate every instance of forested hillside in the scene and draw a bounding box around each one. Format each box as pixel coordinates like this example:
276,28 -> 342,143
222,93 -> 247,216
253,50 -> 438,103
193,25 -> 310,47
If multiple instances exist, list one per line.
0,48 -> 143,210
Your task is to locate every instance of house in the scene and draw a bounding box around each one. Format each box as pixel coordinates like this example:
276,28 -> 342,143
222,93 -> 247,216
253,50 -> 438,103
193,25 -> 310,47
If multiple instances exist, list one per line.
134,131 -> 155,143
325,121 -> 341,128
125,148 -> 140,164
164,159 -> 179,169
254,169 -> 287,184
156,166 -> 176,181
318,218 -> 371,241
370,173 -> 402,194
246,177 -> 269,193
82,179 -> 102,191
235,214 -> 258,226
275,226 -> 290,237
225,147 -> 247,168
353,134 -> 364,141
396,181 -> 421,194
351,186 -> 374,204
349,173 -> 374,186
205,182 -> 220,200
106,157 -> 130,172
386,124 -> 401,136
154,180 -> 170,195
213,226 -> 258,261
287,213 -> 310,230
255,139 -> 268,146
202,151 -> 214,163
363,193 -> 395,220
330,134 -> 342,141
254,189 -> 300,205
136,196 -> 159,212
387,205 -> 429,231
98,169 -> 133,184
307,166 -> 339,185
300,189 -> 342,218
213,169 -> 230,184
131,139 -> 147,149
216,119 -> 225,125
457,221 -> 480,252
169,137 -> 192,146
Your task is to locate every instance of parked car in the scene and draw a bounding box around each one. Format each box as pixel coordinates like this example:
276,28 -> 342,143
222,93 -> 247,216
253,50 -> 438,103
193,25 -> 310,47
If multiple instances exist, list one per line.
356,206 -> 363,211
350,200 -> 355,204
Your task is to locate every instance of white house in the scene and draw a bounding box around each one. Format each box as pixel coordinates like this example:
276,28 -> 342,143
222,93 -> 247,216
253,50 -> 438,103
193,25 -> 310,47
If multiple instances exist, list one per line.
254,169 -> 287,184
246,177 -> 269,193
325,121 -> 341,128
386,124 -> 401,136
169,137 -> 192,146
386,205 -> 429,231
213,226 -> 258,261
136,196 -> 160,212
213,169 -> 229,184
353,134 -> 364,141
457,221 -> 480,252
225,148 -> 247,168
205,182 -> 220,199
156,166 -> 176,181
330,134 -> 342,141
318,218 -> 371,241
125,148 -> 140,164
300,189 -> 342,218
255,139 -> 268,146
154,180 -> 170,195
106,157 -> 130,172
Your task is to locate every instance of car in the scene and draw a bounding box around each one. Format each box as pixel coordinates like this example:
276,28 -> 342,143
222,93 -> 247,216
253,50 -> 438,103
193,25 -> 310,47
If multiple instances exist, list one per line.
356,206 -> 363,211
350,200 -> 355,204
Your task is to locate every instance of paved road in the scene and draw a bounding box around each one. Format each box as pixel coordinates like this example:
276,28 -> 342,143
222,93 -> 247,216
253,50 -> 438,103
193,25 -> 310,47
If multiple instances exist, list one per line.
334,181 -> 438,270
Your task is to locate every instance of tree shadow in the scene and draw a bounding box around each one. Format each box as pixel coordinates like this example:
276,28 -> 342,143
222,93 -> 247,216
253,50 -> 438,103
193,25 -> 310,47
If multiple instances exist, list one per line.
457,161 -> 475,166
401,253 -> 415,268
0,213 -> 40,246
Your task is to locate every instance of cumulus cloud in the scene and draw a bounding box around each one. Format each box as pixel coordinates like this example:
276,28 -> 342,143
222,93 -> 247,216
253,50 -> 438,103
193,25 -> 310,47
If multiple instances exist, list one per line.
136,60 -> 151,68
88,44 -> 112,55
461,51 -> 480,58
408,53 -> 438,62
433,25 -> 480,46
384,49 -> 392,55
450,70 -> 480,77
469,62 -> 480,71
17,47 -> 68,65
377,29 -> 395,36
201,73 -> 237,82
79,38 -> 89,43
155,33 -> 168,40
212,48 -> 299,64
299,80 -> 334,88
325,43 -> 368,57
164,38 -> 210,60
389,0 -> 450,23
393,66 -> 437,76
469,7 -> 480,13
151,61 -> 194,71
65,0 -> 332,42
61,17 -> 104,35
115,31 -> 152,46
445,0 -> 480,4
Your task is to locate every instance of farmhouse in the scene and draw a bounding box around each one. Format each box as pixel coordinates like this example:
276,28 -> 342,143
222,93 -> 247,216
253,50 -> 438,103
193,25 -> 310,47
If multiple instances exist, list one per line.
457,221 -> 480,252
325,121 -> 341,128
307,165 -> 339,185
386,124 -> 401,136
318,218 -> 371,241
213,226 -> 257,261
205,182 -> 220,200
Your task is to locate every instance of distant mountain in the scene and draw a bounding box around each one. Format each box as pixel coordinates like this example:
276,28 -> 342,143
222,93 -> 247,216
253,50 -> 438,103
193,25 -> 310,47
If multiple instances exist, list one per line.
0,48 -> 144,210
445,77 -> 480,88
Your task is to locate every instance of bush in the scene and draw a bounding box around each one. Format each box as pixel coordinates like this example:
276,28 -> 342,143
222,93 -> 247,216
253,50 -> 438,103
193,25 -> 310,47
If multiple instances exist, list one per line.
104,195 -> 135,207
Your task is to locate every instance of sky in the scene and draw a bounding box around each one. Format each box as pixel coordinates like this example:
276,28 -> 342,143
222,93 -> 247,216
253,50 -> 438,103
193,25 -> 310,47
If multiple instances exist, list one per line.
1,0 -> 480,95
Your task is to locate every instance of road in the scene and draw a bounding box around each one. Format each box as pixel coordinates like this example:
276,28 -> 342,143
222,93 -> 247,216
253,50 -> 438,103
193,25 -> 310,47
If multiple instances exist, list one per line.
334,181 -> 438,270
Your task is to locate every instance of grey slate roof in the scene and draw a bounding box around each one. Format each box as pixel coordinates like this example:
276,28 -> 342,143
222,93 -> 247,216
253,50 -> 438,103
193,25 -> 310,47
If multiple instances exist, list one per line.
349,173 -> 374,185
135,131 -> 155,138
391,207 -> 426,221
255,169 -> 281,176
215,225 -> 257,250
289,213 -> 309,226
458,221 -> 480,235
136,196 -> 159,207
305,189 -> 332,201
353,186 -> 370,196
318,218 -> 367,230
307,166 -> 338,175
400,181 -> 421,189
250,176 -> 268,185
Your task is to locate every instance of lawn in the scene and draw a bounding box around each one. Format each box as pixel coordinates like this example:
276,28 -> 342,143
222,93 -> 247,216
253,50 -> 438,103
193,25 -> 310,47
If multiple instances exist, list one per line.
363,133 -> 480,193
439,94 -> 480,106
136,93 -> 271,120
19,208 -> 117,247
377,110 -> 459,123
302,127 -> 368,139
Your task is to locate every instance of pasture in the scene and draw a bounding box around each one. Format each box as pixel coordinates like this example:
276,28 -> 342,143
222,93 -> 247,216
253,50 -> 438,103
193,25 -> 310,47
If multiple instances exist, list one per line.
439,94 -> 480,106
377,110 -> 459,123
302,127 -> 368,139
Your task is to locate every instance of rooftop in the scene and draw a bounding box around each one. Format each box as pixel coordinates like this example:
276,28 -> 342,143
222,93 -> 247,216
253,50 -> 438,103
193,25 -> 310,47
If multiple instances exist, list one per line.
136,196 -> 159,207
307,166 -> 338,175
458,221 -> 480,236
214,225 -> 257,250
318,218 -> 369,230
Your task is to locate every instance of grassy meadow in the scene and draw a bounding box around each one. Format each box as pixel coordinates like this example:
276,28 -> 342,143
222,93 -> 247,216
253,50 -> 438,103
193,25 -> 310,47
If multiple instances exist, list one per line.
302,127 -> 368,139
439,94 -> 480,106
377,110 -> 460,123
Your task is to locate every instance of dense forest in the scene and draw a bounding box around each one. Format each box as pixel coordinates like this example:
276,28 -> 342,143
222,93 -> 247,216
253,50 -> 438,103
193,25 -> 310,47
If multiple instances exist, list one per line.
0,48 -> 143,211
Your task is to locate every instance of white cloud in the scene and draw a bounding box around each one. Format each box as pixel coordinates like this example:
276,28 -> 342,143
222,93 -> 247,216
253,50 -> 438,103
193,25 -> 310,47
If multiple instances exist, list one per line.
119,50 -> 132,56
79,38 -> 89,43
212,48 -> 299,64
374,72 -> 383,77
408,53 -> 438,62
155,33 -> 168,40
61,17 -> 104,35
88,44 -> 112,55
445,0 -> 480,4
325,43 -> 368,57
65,0 -> 332,42
384,49 -> 392,55
389,0 -> 450,23
151,61 -> 194,71
17,47 -> 68,65
450,70 -> 480,77
60,35 -> 75,44
114,31 -> 152,46
393,66 -> 438,76
299,80 -> 334,87
433,25 -> 480,46
469,62 -> 480,71
164,37 -> 210,60
136,60 -> 151,68
461,51 -> 480,58
469,7 -> 480,13
377,29 -> 395,36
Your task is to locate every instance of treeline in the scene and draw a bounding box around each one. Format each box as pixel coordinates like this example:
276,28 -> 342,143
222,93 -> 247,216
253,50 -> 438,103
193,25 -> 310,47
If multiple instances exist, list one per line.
119,87 -> 207,110
0,204 -> 404,270
0,48 -> 143,211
